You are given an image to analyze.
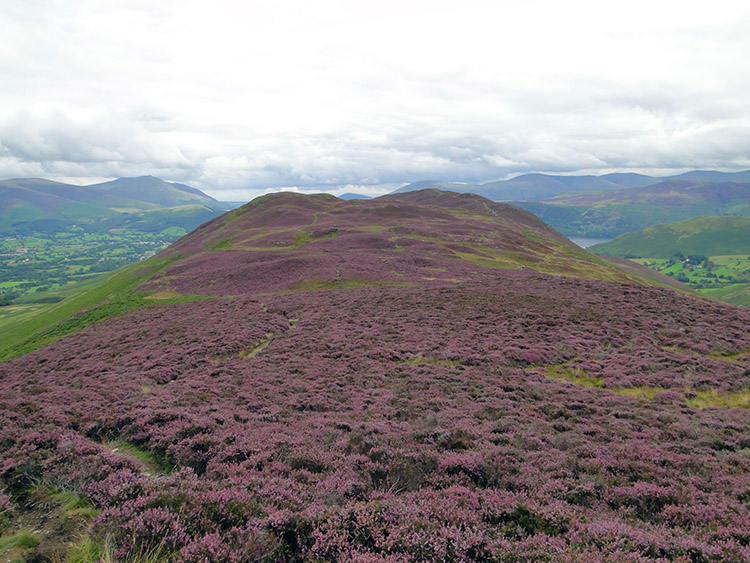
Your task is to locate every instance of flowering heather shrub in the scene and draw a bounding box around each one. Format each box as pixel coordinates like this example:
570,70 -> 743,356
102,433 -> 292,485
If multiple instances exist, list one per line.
1,192 -> 750,560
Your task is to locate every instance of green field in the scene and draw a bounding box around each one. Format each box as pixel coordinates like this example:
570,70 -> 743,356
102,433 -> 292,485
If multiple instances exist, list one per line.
0,226 -> 196,358
588,217 -> 750,307
588,216 -> 750,257
0,226 -> 187,305
632,254 -> 750,306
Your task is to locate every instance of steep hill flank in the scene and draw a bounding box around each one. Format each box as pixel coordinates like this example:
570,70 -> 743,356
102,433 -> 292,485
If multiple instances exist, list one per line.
143,189 -> 645,298
590,216 -> 750,258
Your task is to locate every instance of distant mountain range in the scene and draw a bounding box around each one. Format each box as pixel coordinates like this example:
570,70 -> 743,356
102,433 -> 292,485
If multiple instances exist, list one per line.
393,171 -> 750,237
515,180 -> 750,237
0,176 -> 230,235
393,170 -> 750,201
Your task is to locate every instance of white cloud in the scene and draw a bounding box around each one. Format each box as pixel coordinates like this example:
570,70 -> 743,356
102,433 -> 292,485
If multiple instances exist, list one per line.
1,0 -> 749,199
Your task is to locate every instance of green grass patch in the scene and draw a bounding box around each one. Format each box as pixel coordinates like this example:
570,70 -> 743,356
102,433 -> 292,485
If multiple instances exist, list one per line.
0,530 -> 40,551
543,364 -> 747,408
544,364 -> 667,399
544,365 -> 603,388
612,386 -> 668,400
240,333 -> 275,359
686,389 -> 750,409
0,256 -> 186,362
106,441 -> 171,475
707,347 -> 750,363
521,231 -> 544,242
67,534 -> 115,563
67,533 -> 170,563
292,230 -> 313,248
29,486 -> 100,520
211,236 -> 234,250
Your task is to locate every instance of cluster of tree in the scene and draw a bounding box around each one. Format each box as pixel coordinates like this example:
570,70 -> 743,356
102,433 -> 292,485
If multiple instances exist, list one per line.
0,290 -> 19,307
671,251 -> 709,266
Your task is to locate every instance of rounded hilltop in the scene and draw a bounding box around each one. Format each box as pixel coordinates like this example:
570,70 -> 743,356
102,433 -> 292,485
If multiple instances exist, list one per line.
145,189 -> 644,297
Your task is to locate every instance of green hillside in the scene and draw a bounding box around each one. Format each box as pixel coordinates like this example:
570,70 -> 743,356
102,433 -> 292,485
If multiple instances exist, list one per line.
589,217 -> 750,307
0,177 -> 230,236
588,216 -> 750,258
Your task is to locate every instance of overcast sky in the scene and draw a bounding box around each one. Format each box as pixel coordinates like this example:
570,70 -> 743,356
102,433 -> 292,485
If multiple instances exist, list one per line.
2,0 -> 749,200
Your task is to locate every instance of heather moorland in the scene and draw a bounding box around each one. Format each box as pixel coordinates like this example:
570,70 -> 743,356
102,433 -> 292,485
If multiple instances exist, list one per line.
0,190 -> 748,562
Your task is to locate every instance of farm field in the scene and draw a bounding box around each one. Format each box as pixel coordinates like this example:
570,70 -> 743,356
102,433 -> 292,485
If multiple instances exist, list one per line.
589,217 -> 750,307
630,255 -> 750,306
0,227 -> 186,305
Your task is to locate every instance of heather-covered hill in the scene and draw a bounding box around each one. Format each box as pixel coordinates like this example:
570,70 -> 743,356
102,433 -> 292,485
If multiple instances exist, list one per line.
1,190 -> 749,561
147,189 -> 643,298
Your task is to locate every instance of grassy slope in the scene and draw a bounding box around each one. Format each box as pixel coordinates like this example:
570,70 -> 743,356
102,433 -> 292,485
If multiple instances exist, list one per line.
0,255 -> 196,362
588,216 -> 750,258
589,218 -> 750,307
701,283 -> 750,307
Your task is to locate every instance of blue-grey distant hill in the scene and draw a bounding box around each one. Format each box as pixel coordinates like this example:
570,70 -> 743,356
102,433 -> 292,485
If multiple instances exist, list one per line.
338,193 -> 372,200
394,171 -> 750,236
0,176 -> 230,235
394,170 -> 750,202
393,173 -> 658,201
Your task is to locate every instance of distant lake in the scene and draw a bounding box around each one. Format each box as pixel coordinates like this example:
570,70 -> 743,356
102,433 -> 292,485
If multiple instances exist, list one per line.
568,237 -> 614,248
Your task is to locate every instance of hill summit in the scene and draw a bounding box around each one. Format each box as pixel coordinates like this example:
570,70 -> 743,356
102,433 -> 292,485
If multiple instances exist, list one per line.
145,189 -> 642,296
1,190 -> 749,561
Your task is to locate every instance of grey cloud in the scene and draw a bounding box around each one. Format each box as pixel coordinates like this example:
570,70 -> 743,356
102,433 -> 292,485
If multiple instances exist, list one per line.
0,110 -> 202,181
3,101 -> 750,199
